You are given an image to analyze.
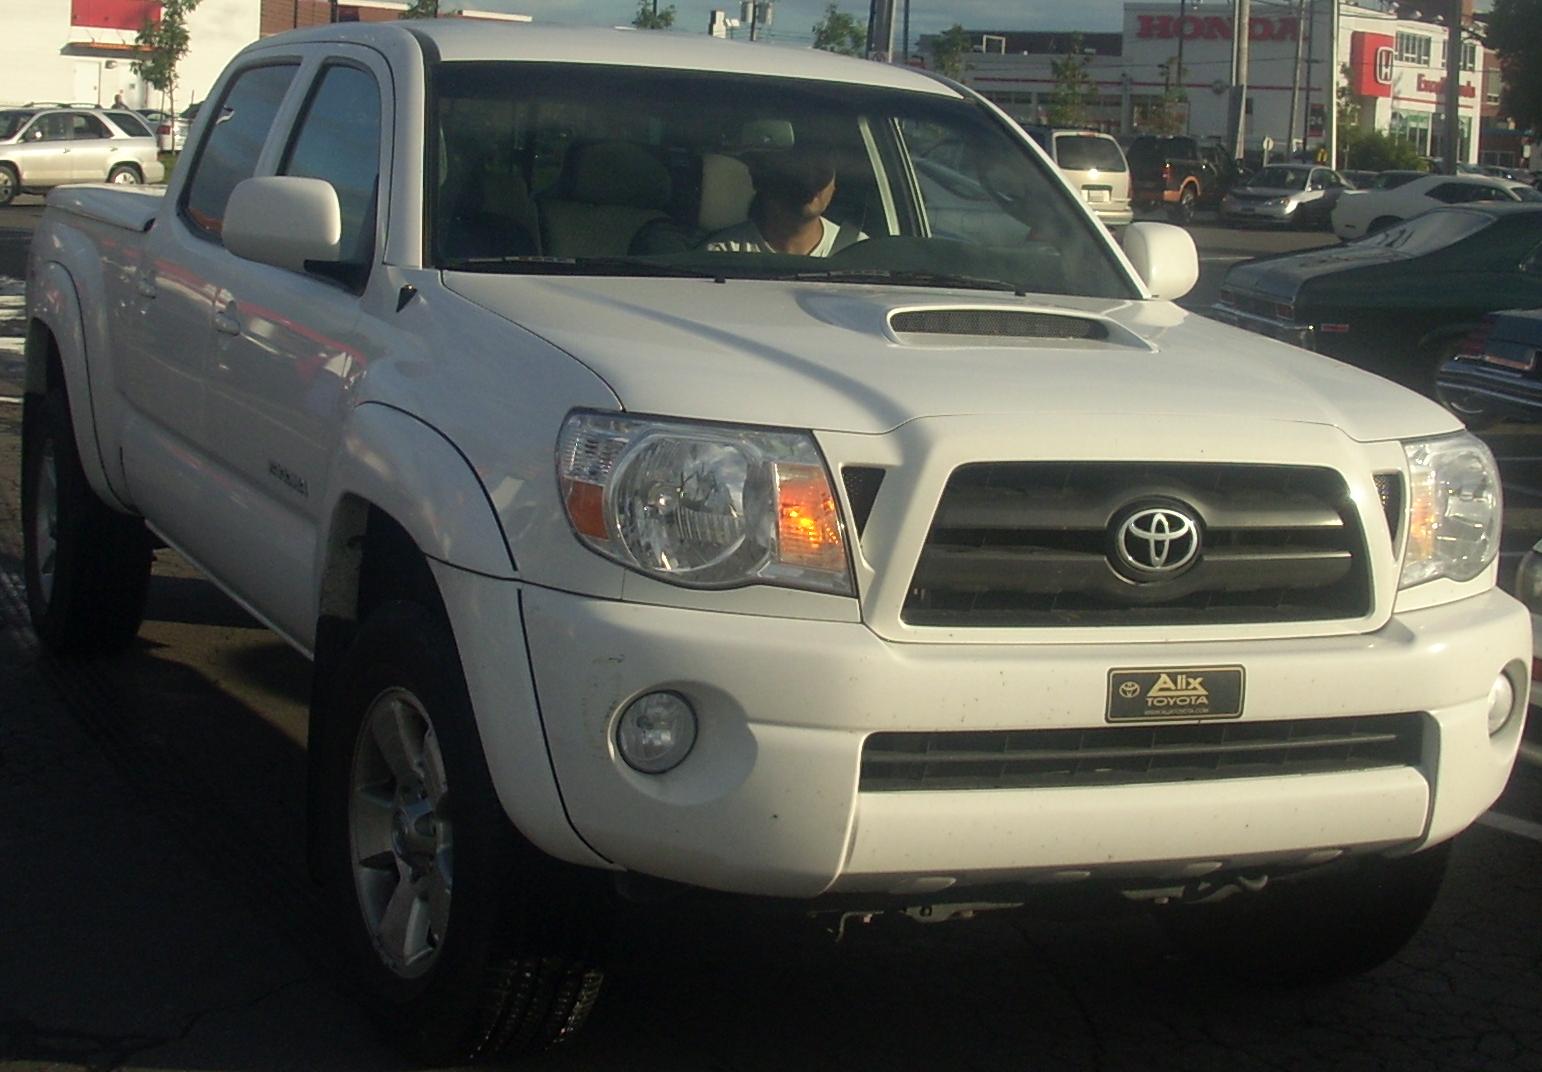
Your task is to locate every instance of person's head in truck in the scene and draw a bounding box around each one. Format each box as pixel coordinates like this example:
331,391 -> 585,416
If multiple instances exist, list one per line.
704,145 -> 856,257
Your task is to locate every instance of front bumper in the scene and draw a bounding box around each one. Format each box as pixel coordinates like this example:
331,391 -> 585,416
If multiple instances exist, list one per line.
514,584 -> 1529,898
1437,360 -> 1542,422
1221,200 -> 1296,224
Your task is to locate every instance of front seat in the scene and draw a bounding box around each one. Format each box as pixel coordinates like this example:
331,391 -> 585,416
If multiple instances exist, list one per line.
538,141 -> 673,258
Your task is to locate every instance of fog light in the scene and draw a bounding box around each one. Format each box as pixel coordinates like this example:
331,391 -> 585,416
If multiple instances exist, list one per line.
616,691 -> 697,774
1487,673 -> 1515,735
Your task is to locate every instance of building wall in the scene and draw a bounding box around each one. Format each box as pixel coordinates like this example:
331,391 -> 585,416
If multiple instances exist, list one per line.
0,0 -> 259,110
954,0 -> 1483,164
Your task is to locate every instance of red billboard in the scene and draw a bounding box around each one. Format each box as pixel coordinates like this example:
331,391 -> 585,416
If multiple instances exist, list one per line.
71,0 -> 163,31
1349,31 -> 1395,98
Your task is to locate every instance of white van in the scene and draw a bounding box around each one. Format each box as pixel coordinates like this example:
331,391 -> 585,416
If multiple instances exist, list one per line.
1024,125 -> 1133,229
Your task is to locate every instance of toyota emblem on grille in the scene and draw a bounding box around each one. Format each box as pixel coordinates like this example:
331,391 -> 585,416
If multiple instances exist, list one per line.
1113,504 -> 1201,577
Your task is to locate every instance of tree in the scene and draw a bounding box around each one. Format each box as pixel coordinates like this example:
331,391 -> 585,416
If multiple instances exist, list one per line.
811,2 -> 865,56
1046,34 -> 1094,127
132,0 -> 201,122
1486,0 -> 1542,131
931,24 -> 970,80
401,0 -> 439,16
1345,130 -> 1429,171
632,0 -> 675,30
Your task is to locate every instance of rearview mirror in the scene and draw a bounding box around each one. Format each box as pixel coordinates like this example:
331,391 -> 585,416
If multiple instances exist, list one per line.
1122,222 -> 1199,302
224,176 -> 342,274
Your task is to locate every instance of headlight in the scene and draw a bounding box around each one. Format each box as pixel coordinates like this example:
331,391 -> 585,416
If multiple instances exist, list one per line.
557,412 -> 853,595
1399,433 -> 1502,588
1518,542 -> 1542,613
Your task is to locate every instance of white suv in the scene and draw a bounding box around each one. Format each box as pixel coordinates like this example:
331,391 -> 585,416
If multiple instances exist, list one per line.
0,106 -> 163,205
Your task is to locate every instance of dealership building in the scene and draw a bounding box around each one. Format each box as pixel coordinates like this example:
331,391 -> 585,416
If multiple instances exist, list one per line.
951,0 -> 1495,165
0,0 -> 487,114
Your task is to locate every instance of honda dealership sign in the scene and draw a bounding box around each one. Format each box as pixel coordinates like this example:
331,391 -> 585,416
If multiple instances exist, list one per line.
1349,31 -> 1395,98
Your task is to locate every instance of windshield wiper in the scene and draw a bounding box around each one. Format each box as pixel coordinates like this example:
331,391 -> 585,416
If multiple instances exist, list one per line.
441,255 -> 723,280
785,267 -> 1023,293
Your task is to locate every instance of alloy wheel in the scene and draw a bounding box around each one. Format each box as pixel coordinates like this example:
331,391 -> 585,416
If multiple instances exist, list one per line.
349,686 -> 454,979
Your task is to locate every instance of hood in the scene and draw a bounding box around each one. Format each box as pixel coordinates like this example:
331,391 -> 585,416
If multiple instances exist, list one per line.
444,274 -> 1457,442
1221,243 -> 1408,303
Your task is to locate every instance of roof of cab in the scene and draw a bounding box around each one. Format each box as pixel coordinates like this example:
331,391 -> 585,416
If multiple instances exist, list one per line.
247,20 -> 962,96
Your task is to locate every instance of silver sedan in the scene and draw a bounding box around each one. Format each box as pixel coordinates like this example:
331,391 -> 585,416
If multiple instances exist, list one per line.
1220,164 -> 1349,229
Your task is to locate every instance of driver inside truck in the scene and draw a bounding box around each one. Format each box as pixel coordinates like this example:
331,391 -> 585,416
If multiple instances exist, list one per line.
702,145 -> 864,256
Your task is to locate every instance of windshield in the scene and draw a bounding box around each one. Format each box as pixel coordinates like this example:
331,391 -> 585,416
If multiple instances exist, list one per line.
0,110 -> 36,140
1249,167 -> 1309,190
1053,134 -> 1126,173
430,63 -> 1136,299
1359,208 -> 1493,254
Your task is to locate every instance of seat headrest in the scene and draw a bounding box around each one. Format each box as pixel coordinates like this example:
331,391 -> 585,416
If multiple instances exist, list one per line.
698,153 -> 755,232
563,141 -> 671,208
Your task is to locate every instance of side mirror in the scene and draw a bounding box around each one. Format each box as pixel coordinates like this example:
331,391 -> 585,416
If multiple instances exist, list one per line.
1122,221 -> 1199,302
223,176 -> 342,274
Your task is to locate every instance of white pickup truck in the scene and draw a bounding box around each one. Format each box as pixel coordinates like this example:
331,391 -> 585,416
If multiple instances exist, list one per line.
20,21 -> 1531,1064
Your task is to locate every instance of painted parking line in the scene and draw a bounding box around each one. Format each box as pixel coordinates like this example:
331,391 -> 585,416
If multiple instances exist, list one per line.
1478,810 -> 1542,844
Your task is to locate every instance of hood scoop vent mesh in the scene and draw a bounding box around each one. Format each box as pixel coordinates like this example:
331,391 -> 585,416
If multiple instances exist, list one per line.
889,308 -> 1108,341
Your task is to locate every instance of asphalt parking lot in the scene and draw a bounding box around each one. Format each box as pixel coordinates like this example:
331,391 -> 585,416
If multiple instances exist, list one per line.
0,203 -> 1539,1072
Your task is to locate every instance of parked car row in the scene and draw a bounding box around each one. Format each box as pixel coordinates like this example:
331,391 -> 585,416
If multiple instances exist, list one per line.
1211,202 -> 1542,410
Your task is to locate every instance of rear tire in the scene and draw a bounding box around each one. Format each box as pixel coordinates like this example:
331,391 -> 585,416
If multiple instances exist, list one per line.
1162,842 -> 1450,985
21,385 -> 152,654
316,600 -> 606,1064
107,163 -> 142,185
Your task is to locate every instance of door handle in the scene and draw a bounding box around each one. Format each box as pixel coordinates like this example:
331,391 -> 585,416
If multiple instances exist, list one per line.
214,299 -> 241,336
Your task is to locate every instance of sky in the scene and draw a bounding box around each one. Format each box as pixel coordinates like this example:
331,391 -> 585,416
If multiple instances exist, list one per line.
467,0 -> 1134,47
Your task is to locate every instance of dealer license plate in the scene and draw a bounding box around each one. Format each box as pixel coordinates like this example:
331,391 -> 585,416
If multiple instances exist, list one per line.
1106,666 -> 1245,721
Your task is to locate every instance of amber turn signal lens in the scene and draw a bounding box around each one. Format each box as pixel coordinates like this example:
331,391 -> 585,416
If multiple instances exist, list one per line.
775,463 -> 845,572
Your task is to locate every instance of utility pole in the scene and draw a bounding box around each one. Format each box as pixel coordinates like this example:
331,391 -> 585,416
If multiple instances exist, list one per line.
1232,0 -> 1250,160
1327,0 -> 1339,166
748,0 -> 758,42
1176,0 -> 1188,92
866,0 -> 897,61
1287,0 -> 1305,156
902,0 -> 910,63
1442,0 -> 1463,172
1303,0 -> 1315,158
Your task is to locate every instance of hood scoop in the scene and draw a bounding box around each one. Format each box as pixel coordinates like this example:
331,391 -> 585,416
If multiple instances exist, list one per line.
888,308 -> 1141,350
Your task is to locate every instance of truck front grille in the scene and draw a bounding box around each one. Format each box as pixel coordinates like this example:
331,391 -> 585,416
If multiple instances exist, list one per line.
903,462 -> 1371,627
860,714 -> 1424,792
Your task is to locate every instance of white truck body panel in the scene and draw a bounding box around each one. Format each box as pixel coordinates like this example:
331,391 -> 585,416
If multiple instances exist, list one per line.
24,21 -> 1530,896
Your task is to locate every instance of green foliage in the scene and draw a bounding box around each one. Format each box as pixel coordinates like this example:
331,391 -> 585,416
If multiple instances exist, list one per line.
1046,34 -> 1094,128
931,24 -> 970,80
1487,0 -> 1542,130
401,0 -> 438,15
811,2 -> 865,56
632,0 -> 675,29
132,0 -> 200,115
1345,130 -> 1429,171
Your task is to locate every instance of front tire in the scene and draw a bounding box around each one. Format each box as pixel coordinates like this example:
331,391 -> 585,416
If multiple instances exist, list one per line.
317,601 -> 605,1064
0,164 -> 18,207
1162,842 -> 1450,985
21,386 -> 152,654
